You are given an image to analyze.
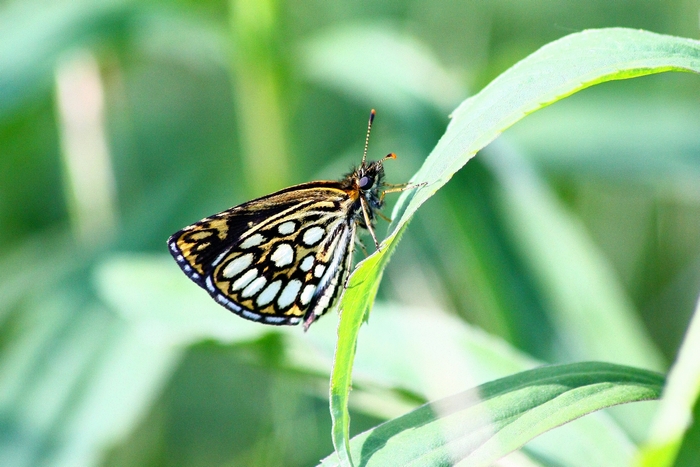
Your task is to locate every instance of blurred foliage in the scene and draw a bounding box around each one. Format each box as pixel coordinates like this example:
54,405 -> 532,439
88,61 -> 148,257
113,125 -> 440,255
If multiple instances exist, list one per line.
1,0 -> 700,466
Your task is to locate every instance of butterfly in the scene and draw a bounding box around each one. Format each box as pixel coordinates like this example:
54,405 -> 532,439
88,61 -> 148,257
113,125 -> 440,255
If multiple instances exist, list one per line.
167,110 -> 420,330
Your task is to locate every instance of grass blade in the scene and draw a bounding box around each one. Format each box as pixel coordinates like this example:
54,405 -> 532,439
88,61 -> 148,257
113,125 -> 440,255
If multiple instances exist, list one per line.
637,297 -> 700,466
330,28 -> 700,464
323,362 -> 663,467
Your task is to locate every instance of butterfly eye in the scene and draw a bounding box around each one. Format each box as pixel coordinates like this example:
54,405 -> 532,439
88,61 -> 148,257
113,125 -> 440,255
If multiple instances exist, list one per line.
359,175 -> 374,189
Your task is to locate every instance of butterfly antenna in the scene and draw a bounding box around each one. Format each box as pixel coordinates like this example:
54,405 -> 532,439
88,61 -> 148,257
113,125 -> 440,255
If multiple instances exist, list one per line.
362,109 -> 376,165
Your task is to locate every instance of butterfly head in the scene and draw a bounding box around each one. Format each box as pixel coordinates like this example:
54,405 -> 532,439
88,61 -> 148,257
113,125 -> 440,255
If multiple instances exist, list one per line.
350,152 -> 395,214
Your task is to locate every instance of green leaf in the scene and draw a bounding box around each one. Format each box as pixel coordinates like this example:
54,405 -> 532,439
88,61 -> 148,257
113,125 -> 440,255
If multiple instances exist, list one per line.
321,362 -> 663,467
636,297 -> 700,466
329,234 -> 401,466
329,28 -> 700,465
322,305 -> 640,467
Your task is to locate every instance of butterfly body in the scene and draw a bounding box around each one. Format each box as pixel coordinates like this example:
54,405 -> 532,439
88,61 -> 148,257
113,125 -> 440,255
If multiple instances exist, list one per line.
168,156 -> 394,330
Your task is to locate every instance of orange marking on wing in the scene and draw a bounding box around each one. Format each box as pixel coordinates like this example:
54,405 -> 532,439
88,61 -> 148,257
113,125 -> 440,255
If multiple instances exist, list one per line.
285,305 -> 305,317
188,231 -> 213,241
207,219 -> 229,240
343,186 -> 361,201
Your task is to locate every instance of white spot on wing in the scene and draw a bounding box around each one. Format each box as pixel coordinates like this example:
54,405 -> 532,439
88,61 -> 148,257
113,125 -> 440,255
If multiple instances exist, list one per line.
277,221 -> 296,235
240,233 -> 265,249
232,269 -> 257,291
257,280 -> 282,306
270,243 -> 294,267
309,224 -> 353,316
314,264 -> 326,278
242,276 -> 267,298
300,255 -> 314,272
277,279 -> 302,308
302,226 -> 325,246
222,253 -> 253,278
300,284 -> 316,305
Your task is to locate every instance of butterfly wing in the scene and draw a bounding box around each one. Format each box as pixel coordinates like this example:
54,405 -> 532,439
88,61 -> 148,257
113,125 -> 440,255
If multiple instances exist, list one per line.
167,182 -> 358,328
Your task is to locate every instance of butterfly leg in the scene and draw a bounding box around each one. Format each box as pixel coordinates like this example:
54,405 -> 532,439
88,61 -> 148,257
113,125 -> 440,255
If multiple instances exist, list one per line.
359,195 -> 381,250
376,210 -> 392,223
355,235 -> 370,257
379,181 -> 427,204
383,182 -> 410,189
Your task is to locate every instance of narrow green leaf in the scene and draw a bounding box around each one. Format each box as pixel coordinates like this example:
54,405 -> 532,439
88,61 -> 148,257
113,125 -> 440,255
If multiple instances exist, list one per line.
637,297 -> 700,466
329,228 -> 406,466
322,362 -> 663,467
325,304 -> 639,467
330,28 -> 700,464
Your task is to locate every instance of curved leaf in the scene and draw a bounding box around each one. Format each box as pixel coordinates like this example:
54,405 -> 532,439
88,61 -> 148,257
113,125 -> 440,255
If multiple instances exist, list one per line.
323,362 -> 663,467
330,28 -> 700,465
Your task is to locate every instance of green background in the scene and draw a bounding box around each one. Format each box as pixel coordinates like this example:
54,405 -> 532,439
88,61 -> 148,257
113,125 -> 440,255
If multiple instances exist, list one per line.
1,0 -> 699,466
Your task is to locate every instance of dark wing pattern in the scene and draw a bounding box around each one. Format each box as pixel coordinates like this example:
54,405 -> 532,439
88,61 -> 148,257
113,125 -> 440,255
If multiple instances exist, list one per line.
167,182 -> 358,328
